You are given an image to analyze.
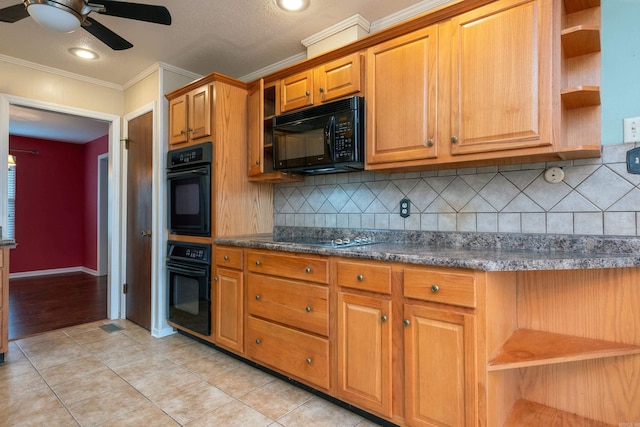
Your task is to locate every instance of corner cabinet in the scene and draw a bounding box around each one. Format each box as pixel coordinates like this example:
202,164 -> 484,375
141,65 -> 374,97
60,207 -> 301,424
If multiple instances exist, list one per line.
0,248 -> 8,363
247,79 -> 302,182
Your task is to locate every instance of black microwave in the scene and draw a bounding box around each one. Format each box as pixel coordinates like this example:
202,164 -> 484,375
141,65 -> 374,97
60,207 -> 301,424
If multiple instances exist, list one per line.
273,96 -> 364,174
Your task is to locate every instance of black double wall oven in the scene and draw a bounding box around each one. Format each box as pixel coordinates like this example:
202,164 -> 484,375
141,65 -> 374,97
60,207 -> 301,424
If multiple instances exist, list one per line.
166,142 -> 213,336
166,241 -> 211,336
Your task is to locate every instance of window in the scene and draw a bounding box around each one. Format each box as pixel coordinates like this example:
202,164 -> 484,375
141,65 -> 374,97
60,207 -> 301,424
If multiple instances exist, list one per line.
7,155 -> 16,239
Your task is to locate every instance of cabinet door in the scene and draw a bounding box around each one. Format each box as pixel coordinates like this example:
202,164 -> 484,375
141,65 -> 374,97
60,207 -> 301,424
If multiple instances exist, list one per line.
337,292 -> 392,417
168,94 -> 189,145
404,304 -> 477,427
188,85 -> 212,141
447,0 -> 552,156
281,69 -> 314,112
247,79 -> 264,177
214,267 -> 243,353
366,25 -> 438,166
315,52 -> 362,103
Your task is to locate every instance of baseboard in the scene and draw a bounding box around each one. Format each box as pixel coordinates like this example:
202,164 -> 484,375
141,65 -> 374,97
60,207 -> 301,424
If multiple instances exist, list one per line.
9,266 -> 101,279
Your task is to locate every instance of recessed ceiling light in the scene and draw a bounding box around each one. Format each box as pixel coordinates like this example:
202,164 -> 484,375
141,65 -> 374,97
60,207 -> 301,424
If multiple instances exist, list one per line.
276,0 -> 309,12
69,48 -> 99,60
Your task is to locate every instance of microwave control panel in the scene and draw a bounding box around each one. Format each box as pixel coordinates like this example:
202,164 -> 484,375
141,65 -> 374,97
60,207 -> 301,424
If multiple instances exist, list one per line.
335,114 -> 355,160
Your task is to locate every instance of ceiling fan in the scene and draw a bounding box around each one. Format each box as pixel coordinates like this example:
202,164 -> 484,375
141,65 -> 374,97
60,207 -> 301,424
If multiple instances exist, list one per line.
0,0 -> 171,50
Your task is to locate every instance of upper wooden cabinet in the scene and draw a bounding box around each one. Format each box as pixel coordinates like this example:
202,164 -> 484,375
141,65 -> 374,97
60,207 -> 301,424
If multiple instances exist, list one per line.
247,79 -> 302,182
168,85 -> 212,146
365,0 -> 600,171
366,25 -> 439,166
446,0 -> 553,156
280,52 -> 363,113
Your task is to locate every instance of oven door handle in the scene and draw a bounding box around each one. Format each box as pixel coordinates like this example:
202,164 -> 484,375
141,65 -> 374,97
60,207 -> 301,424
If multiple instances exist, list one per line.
166,168 -> 209,179
166,262 -> 209,277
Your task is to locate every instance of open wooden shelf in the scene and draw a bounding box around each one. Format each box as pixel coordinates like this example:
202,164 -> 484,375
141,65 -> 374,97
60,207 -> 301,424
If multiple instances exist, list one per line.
561,25 -> 600,58
488,329 -> 640,371
504,399 -> 615,427
561,85 -> 600,109
563,0 -> 600,14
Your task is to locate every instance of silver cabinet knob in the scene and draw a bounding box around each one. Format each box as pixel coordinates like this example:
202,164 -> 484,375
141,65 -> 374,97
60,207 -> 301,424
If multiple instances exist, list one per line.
305,91 -> 310,96
306,358 -> 312,364
305,306 -> 312,312
427,139 -> 434,147
319,88 -> 324,93
381,315 -> 388,322
403,319 -> 410,326
255,260 -> 261,266
214,277 -> 219,282
357,274 -> 364,281
431,284 -> 440,293
255,295 -> 261,300
223,255 -> 229,261
255,339 -> 261,344
305,267 -> 311,273
451,136 -> 458,143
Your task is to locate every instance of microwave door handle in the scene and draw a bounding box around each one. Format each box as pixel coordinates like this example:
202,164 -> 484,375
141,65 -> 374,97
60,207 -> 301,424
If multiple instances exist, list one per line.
325,116 -> 335,159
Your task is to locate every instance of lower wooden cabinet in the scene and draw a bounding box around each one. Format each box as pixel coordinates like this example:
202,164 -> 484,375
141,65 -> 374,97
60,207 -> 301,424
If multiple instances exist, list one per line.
246,316 -> 330,390
403,304 -> 477,427
214,246 -> 244,353
336,291 -> 393,418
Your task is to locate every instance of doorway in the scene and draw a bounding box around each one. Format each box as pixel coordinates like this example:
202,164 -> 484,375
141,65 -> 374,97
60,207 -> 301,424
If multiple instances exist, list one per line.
0,94 -> 123,320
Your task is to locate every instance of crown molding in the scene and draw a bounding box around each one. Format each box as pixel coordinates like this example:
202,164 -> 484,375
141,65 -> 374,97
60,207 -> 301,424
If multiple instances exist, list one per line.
0,53 -> 123,91
238,52 -> 308,83
301,13 -> 371,48
370,0 -> 453,32
123,61 -> 202,90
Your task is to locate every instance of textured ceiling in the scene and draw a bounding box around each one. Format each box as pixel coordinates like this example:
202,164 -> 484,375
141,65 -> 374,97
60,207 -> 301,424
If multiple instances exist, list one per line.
0,0 -> 443,85
1,0 -> 451,143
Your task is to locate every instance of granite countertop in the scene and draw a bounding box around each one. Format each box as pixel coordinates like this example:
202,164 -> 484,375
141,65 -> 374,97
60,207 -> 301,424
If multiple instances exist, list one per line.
214,227 -> 640,271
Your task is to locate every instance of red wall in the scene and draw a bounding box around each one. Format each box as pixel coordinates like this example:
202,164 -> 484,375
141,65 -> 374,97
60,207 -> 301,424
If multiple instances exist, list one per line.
9,135 -> 108,274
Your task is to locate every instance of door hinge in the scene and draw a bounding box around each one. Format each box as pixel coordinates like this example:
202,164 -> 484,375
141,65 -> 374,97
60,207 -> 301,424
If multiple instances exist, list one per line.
121,138 -> 131,149
123,283 -> 128,294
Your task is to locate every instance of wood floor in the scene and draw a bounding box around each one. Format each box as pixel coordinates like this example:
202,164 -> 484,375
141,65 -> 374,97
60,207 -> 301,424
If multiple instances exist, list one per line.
8,272 -> 108,341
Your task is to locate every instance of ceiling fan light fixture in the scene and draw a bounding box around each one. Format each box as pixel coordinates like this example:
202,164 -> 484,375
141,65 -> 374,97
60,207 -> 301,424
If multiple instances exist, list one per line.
26,0 -> 82,33
69,47 -> 98,59
276,0 -> 309,12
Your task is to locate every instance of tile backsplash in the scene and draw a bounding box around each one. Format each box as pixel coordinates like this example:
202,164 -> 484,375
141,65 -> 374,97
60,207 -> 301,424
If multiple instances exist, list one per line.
274,143 -> 640,236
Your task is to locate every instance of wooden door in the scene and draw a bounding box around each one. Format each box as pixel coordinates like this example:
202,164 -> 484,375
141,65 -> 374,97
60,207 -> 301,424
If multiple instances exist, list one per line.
214,267 -> 243,352
404,304 -> 477,427
125,111 -> 153,330
315,52 -> 362,103
366,25 -> 439,166
168,94 -> 188,145
281,69 -> 313,112
247,79 -> 264,177
337,292 -> 392,417
447,0 -> 552,156
188,85 -> 212,141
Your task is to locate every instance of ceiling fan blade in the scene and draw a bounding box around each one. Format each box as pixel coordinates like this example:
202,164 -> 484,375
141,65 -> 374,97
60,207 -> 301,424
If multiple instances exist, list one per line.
94,1 -> 171,25
83,17 -> 133,50
0,3 -> 29,23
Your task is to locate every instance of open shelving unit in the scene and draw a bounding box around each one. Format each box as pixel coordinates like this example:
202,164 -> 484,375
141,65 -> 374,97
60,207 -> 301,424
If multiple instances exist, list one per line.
559,0 -> 601,154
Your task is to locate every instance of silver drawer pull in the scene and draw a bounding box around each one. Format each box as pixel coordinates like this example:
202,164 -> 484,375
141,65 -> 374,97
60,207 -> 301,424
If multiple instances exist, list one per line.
255,339 -> 261,344
305,267 -> 311,273
255,260 -> 261,266
431,284 -> 440,293
357,274 -> 364,281
403,319 -> 410,326
381,315 -> 388,322
255,295 -> 261,300
306,358 -> 312,364
306,306 -> 312,312
224,255 -> 229,261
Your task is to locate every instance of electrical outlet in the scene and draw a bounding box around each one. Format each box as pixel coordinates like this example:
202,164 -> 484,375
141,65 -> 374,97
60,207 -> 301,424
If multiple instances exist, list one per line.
400,198 -> 410,218
623,117 -> 640,143
627,147 -> 640,174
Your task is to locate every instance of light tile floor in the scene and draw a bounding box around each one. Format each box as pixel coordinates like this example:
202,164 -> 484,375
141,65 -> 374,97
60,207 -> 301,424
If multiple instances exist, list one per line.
0,319 -> 384,427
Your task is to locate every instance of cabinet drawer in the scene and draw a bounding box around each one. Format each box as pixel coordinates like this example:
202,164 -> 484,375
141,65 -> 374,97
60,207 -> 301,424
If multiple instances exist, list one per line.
246,250 -> 329,284
215,246 -> 243,270
247,274 -> 329,336
337,261 -> 392,294
246,316 -> 329,390
404,268 -> 477,308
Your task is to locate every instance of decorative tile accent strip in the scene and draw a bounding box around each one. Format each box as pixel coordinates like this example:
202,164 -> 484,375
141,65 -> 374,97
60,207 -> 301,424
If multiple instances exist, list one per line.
273,143 -> 640,236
